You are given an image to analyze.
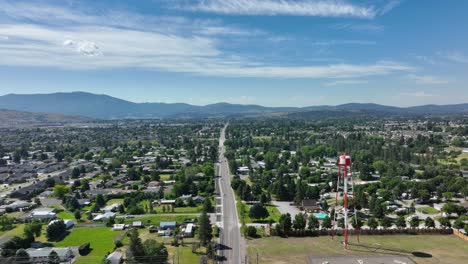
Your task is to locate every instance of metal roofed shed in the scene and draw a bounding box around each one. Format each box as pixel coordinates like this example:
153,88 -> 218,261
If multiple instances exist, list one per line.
159,221 -> 176,229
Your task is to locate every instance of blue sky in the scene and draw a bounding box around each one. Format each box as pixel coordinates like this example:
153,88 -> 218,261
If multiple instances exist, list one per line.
0,0 -> 467,107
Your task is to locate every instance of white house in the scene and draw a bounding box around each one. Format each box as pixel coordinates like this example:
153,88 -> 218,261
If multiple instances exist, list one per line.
183,223 -> 194,237
107,251 -> 123,264
93,212 -> 116,221
31,207 -> 56,220
102,203 -> 120,213
112,224 -> 126,231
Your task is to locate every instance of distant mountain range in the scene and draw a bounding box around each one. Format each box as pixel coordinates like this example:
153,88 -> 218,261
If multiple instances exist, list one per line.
0,92 -> 467,119
0,108 -> 94,127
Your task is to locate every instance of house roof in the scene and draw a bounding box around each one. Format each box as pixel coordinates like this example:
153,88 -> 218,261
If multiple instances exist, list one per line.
26,247 -> 71,258
160,221 -> 176,226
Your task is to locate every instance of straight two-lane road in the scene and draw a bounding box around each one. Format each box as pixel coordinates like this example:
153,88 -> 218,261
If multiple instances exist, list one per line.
218,124 -> 243,263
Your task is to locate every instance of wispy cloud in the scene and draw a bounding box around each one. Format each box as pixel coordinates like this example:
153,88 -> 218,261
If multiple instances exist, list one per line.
330,23 -> 385,32
324,79 -> 368,86
310,40 -> 376,46
406,74 -> 451,85
437,51 -> 468,64
414,55 -> 438,65
177,0 -> 376,18
0,2 -> 413,79
378,0 -> 401,15
400,91 -> 438,98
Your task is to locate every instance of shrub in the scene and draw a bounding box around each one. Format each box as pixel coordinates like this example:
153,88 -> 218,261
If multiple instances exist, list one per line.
245,226 -> 257,237
78,242 -> 91,256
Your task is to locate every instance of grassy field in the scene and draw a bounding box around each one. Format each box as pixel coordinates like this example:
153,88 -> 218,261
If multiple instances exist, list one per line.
417,206 -> 439,214
0,224 -> 25,238
106,199 -> 124,205
140,200 -> 203,214
123,214 -> 197,225
247,235 -> 468,264
238,201 -> 282,224
57,210 -> 75,219
55,227 -> 122,264
456,152 -> 468,162
160,174 -> 173,181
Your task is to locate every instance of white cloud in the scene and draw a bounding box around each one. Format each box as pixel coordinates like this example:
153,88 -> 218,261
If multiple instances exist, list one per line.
63,39 -> 102,56
406,74 -> 451,85
324,79 -> 368,86
0,23 -> 413,78
178,0 -> 376,18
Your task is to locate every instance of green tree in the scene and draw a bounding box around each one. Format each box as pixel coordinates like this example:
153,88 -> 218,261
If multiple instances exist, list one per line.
424,217 -> 435,228
410,216 -> 420,228
381,217 -> 393,229
129,228 -> 146,261
453,218 -> 465,230
202,198 -> 213,213
249,204 -> 269,220
46,220 -> 66,241
293,214 -> 306,231
48,250 -> 60,264
72,167 -> 81,179
142,239 -> 168,263
278,213 -> 293,233
321,216 -> 332,229
74,210 -> 82,221
95,194 -> 106,207
440,217 -> 451,228
367,217 -> 378,230
0,215 -> 13,231
396,216 -> 406,229
245,226 -> 257,237
198,212 -> 213,246
53,185 -> 69,199
24,220 -> 42,240
307,215 -> 320,230
15,248 -> 30,264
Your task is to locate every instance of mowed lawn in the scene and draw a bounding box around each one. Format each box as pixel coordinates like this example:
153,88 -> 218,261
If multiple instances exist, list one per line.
247,235 -> 468,264
55,227 -> 122,264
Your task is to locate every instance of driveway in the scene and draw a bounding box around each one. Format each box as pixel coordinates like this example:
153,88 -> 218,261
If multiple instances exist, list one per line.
271,201 -> 301,218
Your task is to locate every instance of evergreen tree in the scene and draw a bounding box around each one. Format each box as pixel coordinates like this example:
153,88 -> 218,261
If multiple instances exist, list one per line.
424,217 -> 435,228
15,248 -> 30,264
293,214 -> 306,231
321,216 -> 332,229
129,228 -> 146,261
278,213 -> 292,233
198,212 -> 213,246
367,217 -> 378,230
307,215 -> 320,230
48,250 -> 60,264
396,216 -> 406,229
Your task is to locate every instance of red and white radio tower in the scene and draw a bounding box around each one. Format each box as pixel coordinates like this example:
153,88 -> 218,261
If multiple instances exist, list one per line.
332,154 -> 359,249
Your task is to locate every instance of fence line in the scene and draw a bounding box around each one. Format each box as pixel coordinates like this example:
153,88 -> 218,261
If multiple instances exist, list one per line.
453,229 -> 468,241
271,227 -> 454,237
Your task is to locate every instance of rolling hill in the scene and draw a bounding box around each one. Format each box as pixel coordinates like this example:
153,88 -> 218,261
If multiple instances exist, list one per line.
0,92 -> 467,119
0,109 -> 94,126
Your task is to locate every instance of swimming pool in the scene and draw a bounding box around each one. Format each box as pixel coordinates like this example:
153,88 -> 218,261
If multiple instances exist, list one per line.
313,213 -> 328,219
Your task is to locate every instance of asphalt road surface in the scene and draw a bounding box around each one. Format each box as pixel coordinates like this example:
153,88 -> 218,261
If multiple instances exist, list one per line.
218,124 -> 243,264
